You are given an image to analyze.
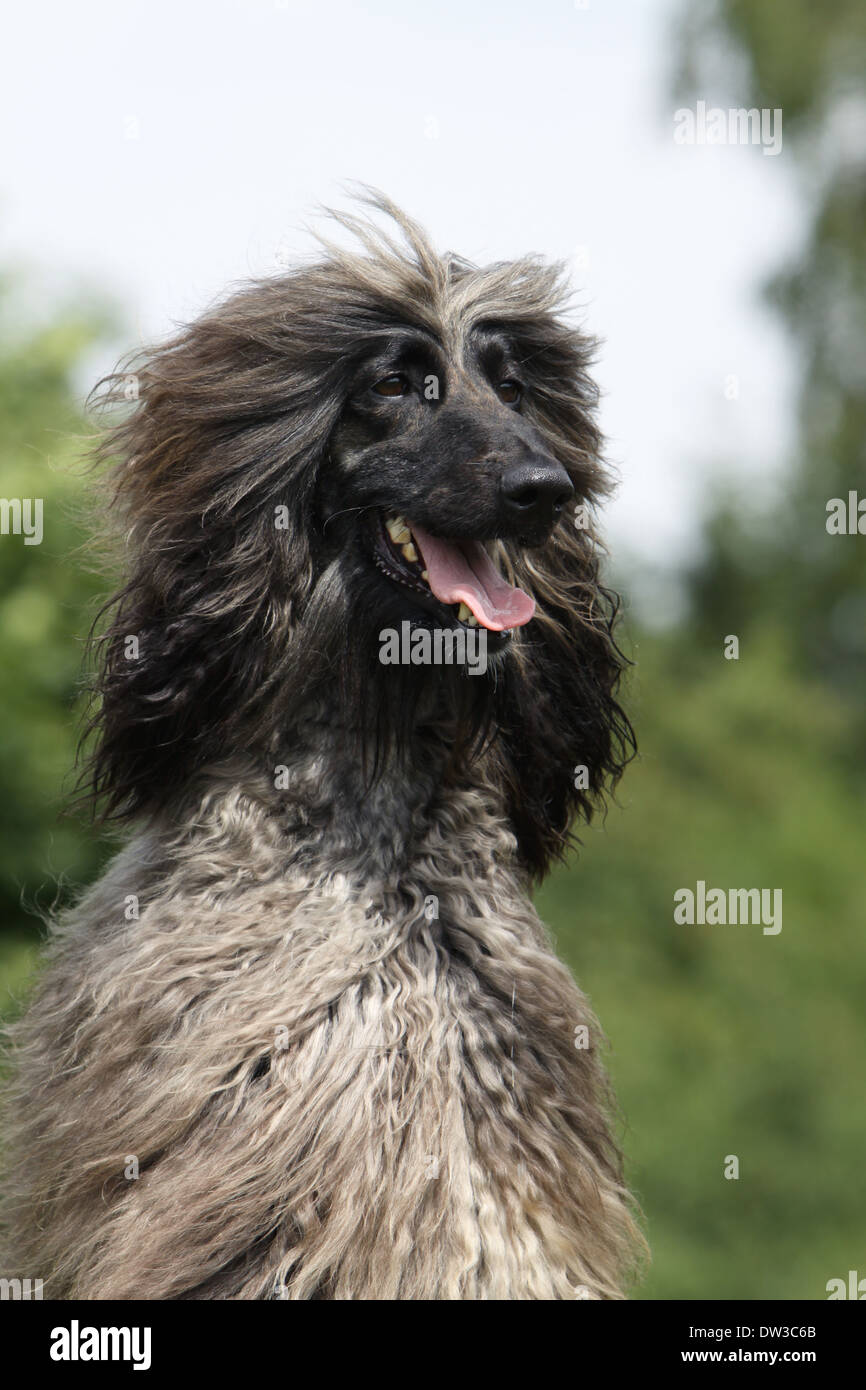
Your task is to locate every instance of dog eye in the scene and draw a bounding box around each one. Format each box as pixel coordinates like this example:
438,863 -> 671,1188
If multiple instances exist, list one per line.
372,374 -> 410,397
496,380 -> 522,405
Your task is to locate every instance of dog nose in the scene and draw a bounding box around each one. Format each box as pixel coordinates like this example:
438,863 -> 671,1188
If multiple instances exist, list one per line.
499,461 -> 574,531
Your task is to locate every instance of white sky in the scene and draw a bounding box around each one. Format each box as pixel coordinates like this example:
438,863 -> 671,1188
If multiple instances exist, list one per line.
1,0 -> 804,606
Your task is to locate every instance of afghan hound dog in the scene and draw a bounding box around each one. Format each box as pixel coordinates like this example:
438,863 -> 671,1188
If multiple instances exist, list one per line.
1,192 -> 642,1300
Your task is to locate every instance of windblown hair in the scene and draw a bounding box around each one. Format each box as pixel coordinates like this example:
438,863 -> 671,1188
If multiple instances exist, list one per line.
2,192 -> 644,1300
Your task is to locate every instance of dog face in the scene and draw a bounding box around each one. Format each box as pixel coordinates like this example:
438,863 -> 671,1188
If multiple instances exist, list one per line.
321,323 -> 573,647
83,194 -> 633,874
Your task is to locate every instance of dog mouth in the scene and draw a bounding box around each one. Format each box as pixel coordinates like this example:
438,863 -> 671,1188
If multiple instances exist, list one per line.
372,513 -> 536,631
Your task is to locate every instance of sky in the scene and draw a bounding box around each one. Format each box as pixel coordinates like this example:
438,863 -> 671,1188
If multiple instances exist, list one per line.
0,0 -> 804,614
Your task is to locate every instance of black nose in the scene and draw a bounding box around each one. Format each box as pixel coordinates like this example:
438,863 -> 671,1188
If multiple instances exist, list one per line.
499,461 -> 574,532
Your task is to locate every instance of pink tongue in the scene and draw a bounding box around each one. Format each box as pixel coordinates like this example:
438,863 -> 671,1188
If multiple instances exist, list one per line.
410,524 -> 535,632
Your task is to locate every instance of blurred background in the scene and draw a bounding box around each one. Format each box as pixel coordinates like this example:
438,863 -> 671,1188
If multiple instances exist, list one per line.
1,0 -> 864,1298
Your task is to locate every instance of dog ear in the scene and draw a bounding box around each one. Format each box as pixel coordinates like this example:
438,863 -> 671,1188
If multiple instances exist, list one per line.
493,524 -> 634,879
79,288 -> 339,822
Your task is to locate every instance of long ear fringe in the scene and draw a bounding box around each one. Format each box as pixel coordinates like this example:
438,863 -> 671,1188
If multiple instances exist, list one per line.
494,524 -> 636,879
73,320 -> 330,821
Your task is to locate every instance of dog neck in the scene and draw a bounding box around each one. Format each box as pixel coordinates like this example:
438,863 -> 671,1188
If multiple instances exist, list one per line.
271,707 -> 475,877
180,699 -> 501,884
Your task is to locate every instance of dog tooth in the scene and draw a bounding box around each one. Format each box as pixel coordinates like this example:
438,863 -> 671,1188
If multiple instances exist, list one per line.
386,517 -> 411,543
466,614 -> 478,627
457,602 -> 472,622
420,569 -> 429,581
401,541 -> 418,563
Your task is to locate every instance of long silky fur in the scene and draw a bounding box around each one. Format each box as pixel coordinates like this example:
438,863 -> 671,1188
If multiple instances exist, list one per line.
1,191 -> 644,1299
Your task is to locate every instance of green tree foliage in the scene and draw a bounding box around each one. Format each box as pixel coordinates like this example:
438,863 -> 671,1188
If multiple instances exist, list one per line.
0,282 -> 116,941
675,0 -> 866,691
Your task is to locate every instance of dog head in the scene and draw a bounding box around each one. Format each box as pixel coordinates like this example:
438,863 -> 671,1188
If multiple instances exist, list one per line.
83,192 -> 633,876
321,320 -> 574,647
